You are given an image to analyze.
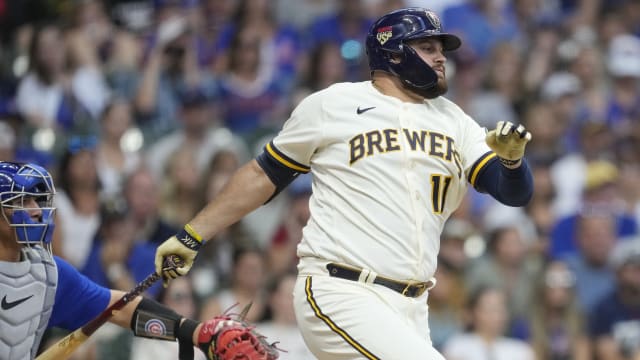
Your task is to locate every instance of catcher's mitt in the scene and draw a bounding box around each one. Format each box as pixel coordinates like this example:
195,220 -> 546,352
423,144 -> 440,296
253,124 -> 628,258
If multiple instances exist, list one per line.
197,305 -> 280,360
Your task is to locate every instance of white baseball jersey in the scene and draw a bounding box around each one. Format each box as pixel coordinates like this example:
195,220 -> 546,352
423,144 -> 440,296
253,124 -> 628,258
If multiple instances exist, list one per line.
269,81 -> 494,282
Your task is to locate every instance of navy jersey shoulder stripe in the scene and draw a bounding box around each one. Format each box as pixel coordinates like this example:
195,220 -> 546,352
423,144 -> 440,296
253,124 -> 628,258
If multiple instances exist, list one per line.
266,141 -> 310,173
467,151 -> 497,186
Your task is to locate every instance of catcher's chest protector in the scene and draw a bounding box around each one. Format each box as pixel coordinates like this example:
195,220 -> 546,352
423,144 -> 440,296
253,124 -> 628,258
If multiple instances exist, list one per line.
0,247 -> 58,360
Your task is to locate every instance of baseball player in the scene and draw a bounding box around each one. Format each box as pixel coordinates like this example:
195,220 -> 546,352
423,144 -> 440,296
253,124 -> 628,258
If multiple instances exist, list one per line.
155,7 -> 534,360
0,162 -> 278,360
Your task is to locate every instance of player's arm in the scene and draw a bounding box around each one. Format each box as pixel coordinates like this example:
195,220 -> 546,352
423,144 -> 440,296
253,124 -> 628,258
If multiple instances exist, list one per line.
153,159 -> 277,282
108,292 -> 209,357
155,90 -> 323,283
189,159 -> 276,242
470,121 -> 533,207
472,155 -> 533,206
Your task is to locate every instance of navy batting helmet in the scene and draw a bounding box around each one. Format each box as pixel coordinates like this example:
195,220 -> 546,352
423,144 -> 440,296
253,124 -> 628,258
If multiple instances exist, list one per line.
366,8 -> 461,90
0,162 -> 56,247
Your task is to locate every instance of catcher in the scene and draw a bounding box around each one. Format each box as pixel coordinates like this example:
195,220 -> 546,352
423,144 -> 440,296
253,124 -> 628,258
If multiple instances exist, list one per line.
0,161 -> 278,360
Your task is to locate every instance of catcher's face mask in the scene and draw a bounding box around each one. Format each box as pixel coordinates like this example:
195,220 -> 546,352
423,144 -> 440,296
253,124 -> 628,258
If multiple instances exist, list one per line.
0,162 -> 56,250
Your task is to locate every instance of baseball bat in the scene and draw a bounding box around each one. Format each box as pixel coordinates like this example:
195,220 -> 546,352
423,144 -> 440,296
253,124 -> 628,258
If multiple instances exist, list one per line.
35,255 -> 183,360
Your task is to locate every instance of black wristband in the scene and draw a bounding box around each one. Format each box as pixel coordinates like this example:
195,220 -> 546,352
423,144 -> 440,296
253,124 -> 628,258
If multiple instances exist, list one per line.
177,318 -> 200,344
177,319 -> 200,360
176,224 -> 203,251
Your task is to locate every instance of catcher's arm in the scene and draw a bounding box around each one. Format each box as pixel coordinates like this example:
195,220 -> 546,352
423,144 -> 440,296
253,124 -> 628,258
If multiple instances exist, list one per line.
36,269 -> 167,360
36,257 -> 183,360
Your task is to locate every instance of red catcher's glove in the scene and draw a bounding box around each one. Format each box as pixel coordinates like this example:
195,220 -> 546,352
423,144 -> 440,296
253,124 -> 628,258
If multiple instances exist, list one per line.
197,315 -> 280,360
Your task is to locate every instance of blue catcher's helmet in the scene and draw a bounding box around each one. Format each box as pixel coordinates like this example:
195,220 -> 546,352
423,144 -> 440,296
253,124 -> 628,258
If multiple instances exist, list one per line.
0,162 -> 56,246
365,8 -> 461,90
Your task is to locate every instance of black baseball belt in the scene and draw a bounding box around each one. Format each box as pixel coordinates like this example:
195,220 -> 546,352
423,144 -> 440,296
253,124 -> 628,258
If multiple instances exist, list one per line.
326,263 -> 434,298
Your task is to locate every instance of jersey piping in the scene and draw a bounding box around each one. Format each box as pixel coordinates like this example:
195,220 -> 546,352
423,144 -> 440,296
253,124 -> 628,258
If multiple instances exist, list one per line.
468,151 -> 497,186
304,277 -> 380,360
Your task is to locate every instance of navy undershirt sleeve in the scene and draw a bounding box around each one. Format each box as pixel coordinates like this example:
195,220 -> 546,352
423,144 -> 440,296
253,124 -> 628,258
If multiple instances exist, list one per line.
49,256 -> 111,330
474,158 -> 533,207
256,141 -> 310,202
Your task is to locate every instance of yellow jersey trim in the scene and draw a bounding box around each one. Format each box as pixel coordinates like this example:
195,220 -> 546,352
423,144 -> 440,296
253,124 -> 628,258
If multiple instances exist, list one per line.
266,143 -> 310,173
469,152 -> 497,186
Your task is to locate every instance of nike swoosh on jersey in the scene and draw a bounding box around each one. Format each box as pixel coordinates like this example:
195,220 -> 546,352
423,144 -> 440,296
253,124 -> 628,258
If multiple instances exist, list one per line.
1,294 -> 34,310
356,106 -> 376,114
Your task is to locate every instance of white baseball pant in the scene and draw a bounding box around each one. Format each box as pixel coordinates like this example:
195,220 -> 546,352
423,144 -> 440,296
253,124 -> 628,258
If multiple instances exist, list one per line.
293,258 -> 446,360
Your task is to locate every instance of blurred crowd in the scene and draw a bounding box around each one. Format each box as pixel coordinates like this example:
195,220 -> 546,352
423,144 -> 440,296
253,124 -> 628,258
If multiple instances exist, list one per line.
1,0 -> 640,359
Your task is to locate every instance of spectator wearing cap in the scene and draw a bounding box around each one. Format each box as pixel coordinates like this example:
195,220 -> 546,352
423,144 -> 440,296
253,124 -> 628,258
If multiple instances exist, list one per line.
145,86 -> 248,181
539,71 -> 584,154
551,122 -> 616,219
550,160 -> 638,260
589,238 -> 640,360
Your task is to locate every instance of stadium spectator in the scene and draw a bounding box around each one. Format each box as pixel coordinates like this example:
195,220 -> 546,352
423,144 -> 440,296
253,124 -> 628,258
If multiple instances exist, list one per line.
257,272 -> 315,360
564,213 -> 619,313
465,226 -> 539,338
145,86 -> 248,181
95,98 -> 141,198
443,286 -> 535,360
589,238 -> 640,360
52,137 -> 102,269
216,26 -> 289,143
81,199 -> 161,298
305,0 -> 373,81
267,173 -> 312,278
15,23 -> 110,137
550,160 -> 637,259
134,2 -> 217,142
200,246 -> 267,323
529,260 -> 591,360
429,257 -> 467,351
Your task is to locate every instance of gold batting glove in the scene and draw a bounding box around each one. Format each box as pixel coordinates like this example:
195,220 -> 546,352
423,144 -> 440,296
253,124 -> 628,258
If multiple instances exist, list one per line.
485,121 -> 532,167
154,224 -> 202,287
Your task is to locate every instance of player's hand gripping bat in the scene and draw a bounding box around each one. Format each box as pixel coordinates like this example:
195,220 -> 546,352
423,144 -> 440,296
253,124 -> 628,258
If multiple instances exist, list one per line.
35,256 -> 183,360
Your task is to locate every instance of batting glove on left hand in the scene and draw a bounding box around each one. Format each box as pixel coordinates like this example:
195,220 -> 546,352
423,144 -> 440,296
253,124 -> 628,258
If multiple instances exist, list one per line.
485,121 -> 532,164
154,224 -> 202,287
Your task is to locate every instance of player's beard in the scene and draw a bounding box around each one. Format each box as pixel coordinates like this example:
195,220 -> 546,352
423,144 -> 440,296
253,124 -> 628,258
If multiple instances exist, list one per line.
406,77 -> 448,99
